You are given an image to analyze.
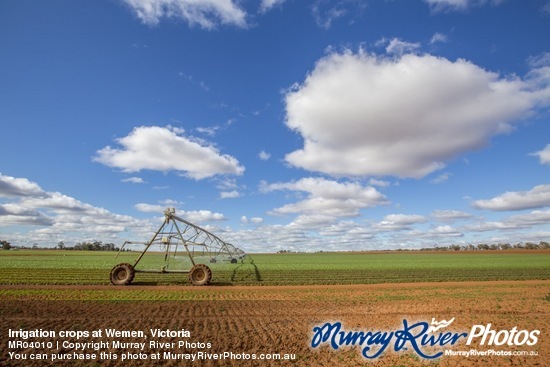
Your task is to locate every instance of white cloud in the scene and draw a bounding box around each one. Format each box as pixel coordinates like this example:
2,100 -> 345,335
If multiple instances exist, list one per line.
368,178 -> 390,187
259,0 -> 286,13
181,210 -> 226,223
135,202 -> 225,223
531,144 -> 550,164
215,177 -> 238,190
160,199 -> 182,206
312,2 -> 346,29
526,53 -> 550,92
430,172 -> 451,184
94,126 -> 244,180
432,210 -> 472,222
0,174 -> 145,246
424,0 -> 470,11
222,207 -> 549,251
374,214 -> 427,231
0,204 -> 54,226
426,225 -> 463,237
242,215 -> 264,224
219,190 -> 241,199
250,217 -> 264,224
311,0 -> 366,29
21,196 -> 143,236
122,177 -> 145,184
472,185 -> 550,211
430,32 -> 448,44
261,177 -> 388,218
464,221 -> 517,232
464,209 -> 550,233
424,0 -> 505,12
507,209 -> 550,227
20,192 -> 92,214
289,214 -> 335,228
121,0 -> 247,29
216,178 -> 242,198
385,38 -> 421,55
386,213 -> 419,226
2,173 -> 547,250
284,50 -> 549,178
258,150 -> 271,160
196,126 -> 219,136
135,203 -> 165,213
0,174 -> 47,198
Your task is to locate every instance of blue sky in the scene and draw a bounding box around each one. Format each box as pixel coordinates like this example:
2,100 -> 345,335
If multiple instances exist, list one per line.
1,0 -> 549,251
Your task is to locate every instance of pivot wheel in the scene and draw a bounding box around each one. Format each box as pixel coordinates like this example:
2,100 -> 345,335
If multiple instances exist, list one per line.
188,264 -> 212,286
110,263 -> 135,285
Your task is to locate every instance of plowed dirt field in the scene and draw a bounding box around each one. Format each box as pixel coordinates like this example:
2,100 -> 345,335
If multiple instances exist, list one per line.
1,280 -> 548,366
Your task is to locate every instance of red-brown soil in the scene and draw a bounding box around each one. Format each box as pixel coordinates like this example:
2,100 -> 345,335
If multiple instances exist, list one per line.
1,280 -> 548,366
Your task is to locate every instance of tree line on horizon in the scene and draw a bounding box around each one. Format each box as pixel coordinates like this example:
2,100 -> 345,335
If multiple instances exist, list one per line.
276,241 -> 550,253
421,241 -> 549,251
1,240 -> 121,251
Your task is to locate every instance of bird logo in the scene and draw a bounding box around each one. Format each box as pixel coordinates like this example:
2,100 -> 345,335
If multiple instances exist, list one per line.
427,317 -> 455,333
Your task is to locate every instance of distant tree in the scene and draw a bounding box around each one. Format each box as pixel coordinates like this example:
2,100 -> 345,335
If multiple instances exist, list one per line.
525,242 -> 538,250
1,240 -> 11,250
57,241 -> 65,250
477,243 -> 489,250
70,241 -> 119,251
104,242 -> 116,251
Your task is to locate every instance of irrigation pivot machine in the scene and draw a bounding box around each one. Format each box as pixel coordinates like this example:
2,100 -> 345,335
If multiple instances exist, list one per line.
110,208 -> 246,286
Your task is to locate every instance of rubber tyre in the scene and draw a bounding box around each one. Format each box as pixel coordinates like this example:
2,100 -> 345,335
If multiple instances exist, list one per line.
231,258 -> 238,264
188,264 -> 212,286
110,263 -> 135,285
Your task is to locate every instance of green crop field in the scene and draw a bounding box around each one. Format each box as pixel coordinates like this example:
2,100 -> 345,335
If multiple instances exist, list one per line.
0,249 -> 549,286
